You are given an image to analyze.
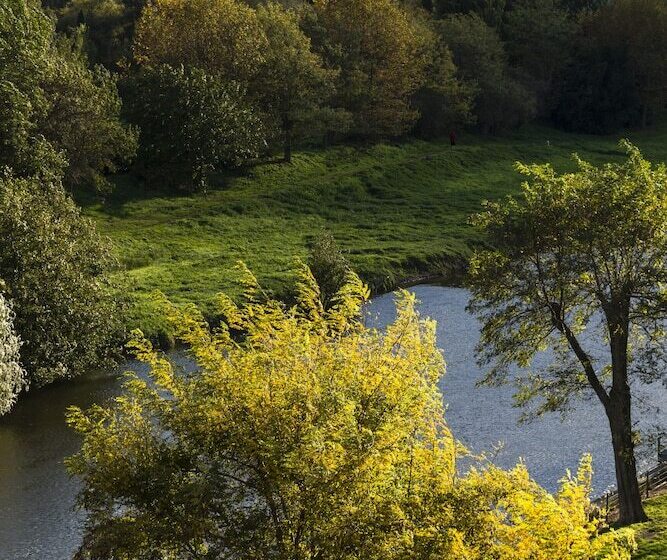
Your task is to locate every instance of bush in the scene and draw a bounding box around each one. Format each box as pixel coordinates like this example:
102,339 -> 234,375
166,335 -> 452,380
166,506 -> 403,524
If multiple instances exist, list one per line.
307,230 -> 351,308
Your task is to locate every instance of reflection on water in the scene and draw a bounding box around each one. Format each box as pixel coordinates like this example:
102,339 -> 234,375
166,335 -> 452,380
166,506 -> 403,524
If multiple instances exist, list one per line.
0,286 -> 664,559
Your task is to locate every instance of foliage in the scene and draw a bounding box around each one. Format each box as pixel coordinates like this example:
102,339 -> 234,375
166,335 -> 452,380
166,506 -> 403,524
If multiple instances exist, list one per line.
41,33 -> 138,191
0,293 -> 26,416
552,0 -> 667,133
0,172 -> 123,386
467,142 -> 666,523
307,230 -> 351,308
501,0 -> 574,111
68,266 -> 634,559
436,14 -> 535,133
125,64 -> 265,191
53,0 -> 142,68
433,0 -> 507,28
0,0 -> 136,191
134,0 -> 267,85
255,2 -> 339,162
411,10 -> 474,137
311,0 -> 430,138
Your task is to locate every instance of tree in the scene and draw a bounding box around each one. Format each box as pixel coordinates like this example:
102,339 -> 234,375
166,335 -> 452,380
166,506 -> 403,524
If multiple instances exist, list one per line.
67,264 -> 635,558
310,0 -> 430,138
40,32 -> 138,191
52,0 -> 144,68
133,0 -> 267,85
0,294 -> 26,416
552,44 -> 642,134
589,0 -> 667,129
0,172 -> 123,387
432,0 -> 507,27
307,230 -> 351,308
467,142 -> 666,524
436,14 -> 535,133
0,0 -> 136,191
125,64 -> 265,191
255,3 -> 337,162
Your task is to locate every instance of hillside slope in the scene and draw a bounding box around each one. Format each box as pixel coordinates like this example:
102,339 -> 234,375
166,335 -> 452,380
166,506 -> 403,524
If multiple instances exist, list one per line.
83,124 -> 667,339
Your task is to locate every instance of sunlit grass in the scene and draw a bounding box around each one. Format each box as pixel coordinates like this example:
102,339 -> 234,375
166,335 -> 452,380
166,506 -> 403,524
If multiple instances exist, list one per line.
82,123 -> 667,340
632,493 -> 667,558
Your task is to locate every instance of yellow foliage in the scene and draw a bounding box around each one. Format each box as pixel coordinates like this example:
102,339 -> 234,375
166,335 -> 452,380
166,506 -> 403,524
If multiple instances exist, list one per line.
67,263 -> 635,559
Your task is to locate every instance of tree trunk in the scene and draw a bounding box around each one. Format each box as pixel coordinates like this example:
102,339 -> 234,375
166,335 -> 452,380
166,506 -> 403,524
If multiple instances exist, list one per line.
606,394 -> 648,524
606,307 -> 648,525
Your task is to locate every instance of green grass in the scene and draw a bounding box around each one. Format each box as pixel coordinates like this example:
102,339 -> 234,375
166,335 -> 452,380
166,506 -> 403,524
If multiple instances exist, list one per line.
82,123 -> 667,340
632,493 -> 667,558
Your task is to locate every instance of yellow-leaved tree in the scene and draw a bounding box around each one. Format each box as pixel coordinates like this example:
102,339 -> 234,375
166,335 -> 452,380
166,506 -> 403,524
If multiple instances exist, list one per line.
67,264 -> 635,559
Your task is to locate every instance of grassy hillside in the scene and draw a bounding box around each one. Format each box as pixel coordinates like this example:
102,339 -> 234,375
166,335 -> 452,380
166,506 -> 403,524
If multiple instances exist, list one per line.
632,493 -> 667,559
83,123 -> 667,340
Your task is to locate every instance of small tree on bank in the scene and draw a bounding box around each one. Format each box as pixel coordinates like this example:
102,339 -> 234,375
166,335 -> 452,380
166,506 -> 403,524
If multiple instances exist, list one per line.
467,142 -> 666,525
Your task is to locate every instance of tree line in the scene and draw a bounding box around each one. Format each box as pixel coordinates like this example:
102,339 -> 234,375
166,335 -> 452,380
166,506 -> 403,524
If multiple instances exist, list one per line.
30,0 -> 667,192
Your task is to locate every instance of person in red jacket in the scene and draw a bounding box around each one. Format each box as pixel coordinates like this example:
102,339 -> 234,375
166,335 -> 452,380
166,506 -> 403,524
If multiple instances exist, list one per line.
449,130 -> 457,146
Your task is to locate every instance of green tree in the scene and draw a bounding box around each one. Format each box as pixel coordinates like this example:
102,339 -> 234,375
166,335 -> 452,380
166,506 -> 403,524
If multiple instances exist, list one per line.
255,2 -> 337,162
52,0 -> 143,68
436,14 -> 535,132
0,0 -> 136,191
467,142 -> 666,525
0,172 -> 123,386
0,294 -> 26,416
311,0 -> 430,138
307,230 -> 351,308
125,64 -> 265,191
552,44 -> 642,134
587,0 -> 667,128
134,0 -> 267,85
67,265 -> 634,559
433,0 -> 507,27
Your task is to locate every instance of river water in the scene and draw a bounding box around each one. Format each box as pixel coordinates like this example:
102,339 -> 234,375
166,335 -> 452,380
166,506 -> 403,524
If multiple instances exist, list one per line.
0,285 -> 664,559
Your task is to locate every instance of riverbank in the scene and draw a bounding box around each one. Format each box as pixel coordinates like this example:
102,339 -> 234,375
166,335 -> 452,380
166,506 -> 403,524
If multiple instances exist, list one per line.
82,123 -> 667,341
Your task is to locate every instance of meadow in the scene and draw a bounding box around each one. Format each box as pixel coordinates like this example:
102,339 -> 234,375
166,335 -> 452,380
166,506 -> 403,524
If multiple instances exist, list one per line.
83,123 -> 667,340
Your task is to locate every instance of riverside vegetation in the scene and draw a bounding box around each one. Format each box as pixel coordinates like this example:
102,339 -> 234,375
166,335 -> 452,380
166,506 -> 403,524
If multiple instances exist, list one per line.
0,0 -> 666,555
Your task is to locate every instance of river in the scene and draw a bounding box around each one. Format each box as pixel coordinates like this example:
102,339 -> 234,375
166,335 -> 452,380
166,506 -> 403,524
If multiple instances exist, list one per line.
0,285 -> 664,559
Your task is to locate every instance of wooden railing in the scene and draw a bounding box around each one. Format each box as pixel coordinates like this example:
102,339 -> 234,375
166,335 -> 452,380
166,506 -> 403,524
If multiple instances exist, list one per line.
593,461 -> 667,520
